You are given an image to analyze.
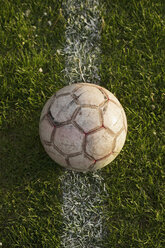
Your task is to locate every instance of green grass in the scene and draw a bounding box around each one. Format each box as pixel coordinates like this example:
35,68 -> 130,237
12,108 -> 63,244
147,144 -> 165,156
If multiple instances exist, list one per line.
101,0 -> 165,247
0,0 -> 65,128
0,0 -> 65,247
0,0 -> 165,247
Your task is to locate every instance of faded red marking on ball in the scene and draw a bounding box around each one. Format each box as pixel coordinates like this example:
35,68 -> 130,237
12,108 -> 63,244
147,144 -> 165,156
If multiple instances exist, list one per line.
85,126 -> 103,136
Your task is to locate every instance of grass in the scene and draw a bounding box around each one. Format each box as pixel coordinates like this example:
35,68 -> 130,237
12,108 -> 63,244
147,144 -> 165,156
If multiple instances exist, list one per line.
0,0 -> 65,247
0,0 -> 165,247
101,0 -> 165,247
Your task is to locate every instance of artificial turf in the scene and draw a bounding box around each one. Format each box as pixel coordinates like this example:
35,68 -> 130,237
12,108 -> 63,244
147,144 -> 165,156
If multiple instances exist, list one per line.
0,0 -> 164,247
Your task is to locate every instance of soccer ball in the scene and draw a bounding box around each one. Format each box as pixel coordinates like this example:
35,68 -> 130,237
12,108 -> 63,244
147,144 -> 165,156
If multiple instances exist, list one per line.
39,83 -> 127,172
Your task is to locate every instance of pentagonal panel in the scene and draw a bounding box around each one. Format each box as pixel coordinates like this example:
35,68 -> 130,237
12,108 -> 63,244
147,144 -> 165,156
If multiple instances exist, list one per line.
69,153 -> 94,171
44,145 -> 67,168
39,117 -> 54,143
102,101 -> 123,133
40,95 -> 55,121
74,107 -> 101,133
93,152 -> 118,170
54,124 -> 84,154
56,84 -> 80,97
86,129 -> 114,160
114,129 -> 127,153
50,94 -> 78,123
73,85 -> 105,106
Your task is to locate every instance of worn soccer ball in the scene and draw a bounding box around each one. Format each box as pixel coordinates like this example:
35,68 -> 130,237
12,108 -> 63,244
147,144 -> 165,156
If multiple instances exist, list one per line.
39,83 -> 127,172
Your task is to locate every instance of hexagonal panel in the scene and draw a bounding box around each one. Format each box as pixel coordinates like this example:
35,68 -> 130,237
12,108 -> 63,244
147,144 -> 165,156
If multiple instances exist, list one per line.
69,153 -> 94,171
54,124 -> 84,155
56,84 -> 81,97
86,128 -> 114,160
39,117 -> 54,143
102,101 -> 124,133
94,152 -> 118,170
50,94 -> 78,123
74,107 -> 101,133
40,95 -> 55,121
73,85 -> 105,106
114,129 -> 127,153
44,145 -> 67,168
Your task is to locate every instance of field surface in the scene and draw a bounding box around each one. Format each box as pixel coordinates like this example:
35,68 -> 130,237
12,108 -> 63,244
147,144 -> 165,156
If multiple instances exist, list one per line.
0,0 -> 164,247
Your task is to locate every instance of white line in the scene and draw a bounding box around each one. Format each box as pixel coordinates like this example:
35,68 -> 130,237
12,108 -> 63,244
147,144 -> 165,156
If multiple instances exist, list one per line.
62,0 -> 101,85
60,0 -> 108,247
60,171 -> 108,247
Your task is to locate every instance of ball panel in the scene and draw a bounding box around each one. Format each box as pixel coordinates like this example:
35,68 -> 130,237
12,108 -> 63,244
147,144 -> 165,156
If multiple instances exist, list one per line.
86,129 -> 114,160
114,129 -> 127,153
44,145 -> 67,168
102,101 -> 123,133
102,87 -> 127,132
56,84 -> 81,97
54,124 -> 84,155
74,85 -> 105,106
50,95 -> 78,123
39,117 -> 54,143
121,108 -> 128,132
69,153 -> 94,171
94,152 -> 118,170
40,95 -> 55,121
75,107 -> 101,133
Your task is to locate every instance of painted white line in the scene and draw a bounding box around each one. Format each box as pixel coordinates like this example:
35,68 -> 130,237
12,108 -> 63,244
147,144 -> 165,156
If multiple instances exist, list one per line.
60,0 -> 108,247
62,0 -> 101,85
60,171 -> 108,247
